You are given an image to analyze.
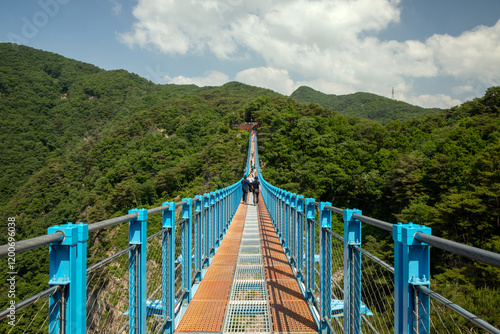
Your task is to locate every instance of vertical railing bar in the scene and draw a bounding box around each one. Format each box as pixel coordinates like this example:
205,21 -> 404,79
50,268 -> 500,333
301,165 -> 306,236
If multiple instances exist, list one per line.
60,286 -> 65,334
135,246 -> 139,334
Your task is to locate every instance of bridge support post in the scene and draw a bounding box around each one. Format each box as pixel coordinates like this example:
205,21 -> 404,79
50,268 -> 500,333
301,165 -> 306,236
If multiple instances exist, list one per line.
290,193 -> 297,263
215,190 -> 221,244
305,198 -> 316,302
393,223 -> 431,334
284,192 -> 291,255
194,196 -> 202,283
210,192 -> 216,253
128,208 -> 148,334
181,198 -> 193,303
223,188 -> 228,233
269,186 -> 275,226
296,195 -> 305,281
162,202 -> 176,334
277,189 -> 283,240
47,222 -> 88,334
203,193 -> 210,265
320,202 -> 332,334
343,208 -> 362,334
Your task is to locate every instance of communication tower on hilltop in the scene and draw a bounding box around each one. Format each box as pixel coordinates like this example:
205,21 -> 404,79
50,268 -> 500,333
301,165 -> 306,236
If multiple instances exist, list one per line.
392,87 -> 394,99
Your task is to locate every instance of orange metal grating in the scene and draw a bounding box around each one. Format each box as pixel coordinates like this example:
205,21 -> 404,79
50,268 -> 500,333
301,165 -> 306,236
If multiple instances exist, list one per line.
270,301 -> 318,333
265,265 -> 296,280
176,195 -> 319,334
192,280 -> 232,301
216,244 -> 240,254
256,194 -> 319,333
267,279 -> 304,301
204,265 -> 234,280
174,204 -> 247,333
211,253 -> 238,266
175,300 -> 227,332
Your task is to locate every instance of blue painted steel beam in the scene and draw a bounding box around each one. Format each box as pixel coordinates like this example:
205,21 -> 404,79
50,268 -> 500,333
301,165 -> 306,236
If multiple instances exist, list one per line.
203,193 -> 210,265
48,222 -> 88,334
305,198 -> 316,302
343,208 -> 362,334
393,223 -> 431,334
181,198 -> 193,303
128,208 -> 148,334
296,195 -> 305,281
162,202 -> 176,334
194,196 -> 202,283
320,202 -> 332,334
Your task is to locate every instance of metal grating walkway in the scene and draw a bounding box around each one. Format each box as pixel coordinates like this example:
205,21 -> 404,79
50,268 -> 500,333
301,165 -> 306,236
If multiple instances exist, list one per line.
223,193 -> 272,334
174,191 -> 318,334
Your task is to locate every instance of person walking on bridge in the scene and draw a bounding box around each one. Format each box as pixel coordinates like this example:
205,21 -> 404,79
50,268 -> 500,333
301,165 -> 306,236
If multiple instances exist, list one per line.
241,174 -> 251,204
252,175 -> 260,205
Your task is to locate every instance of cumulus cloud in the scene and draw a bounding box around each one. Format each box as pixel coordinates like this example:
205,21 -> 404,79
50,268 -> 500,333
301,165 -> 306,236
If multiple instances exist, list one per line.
429,21 -> 500,81
165,71 -> 229,87
403,93 -> 462,109
235,67 -> 296,95
119,0 -> 500,108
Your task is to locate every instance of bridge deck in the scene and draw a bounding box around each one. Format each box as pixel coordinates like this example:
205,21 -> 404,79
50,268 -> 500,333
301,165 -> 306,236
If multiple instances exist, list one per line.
174,193 -> 318,333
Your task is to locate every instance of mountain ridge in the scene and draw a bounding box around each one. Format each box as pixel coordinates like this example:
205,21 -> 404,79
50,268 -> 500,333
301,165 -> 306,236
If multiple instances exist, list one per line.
290,85 -> 441,124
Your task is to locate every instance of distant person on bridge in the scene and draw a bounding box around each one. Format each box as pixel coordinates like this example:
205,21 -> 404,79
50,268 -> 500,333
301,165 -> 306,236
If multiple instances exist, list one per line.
241,174 -> 251,204
252,176 -> 260,205
248,174 -> 254,188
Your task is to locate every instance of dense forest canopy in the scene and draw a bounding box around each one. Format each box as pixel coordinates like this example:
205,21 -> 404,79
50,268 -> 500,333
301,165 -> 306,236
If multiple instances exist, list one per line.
0,43 -> 499,328
291,85 -> 441,125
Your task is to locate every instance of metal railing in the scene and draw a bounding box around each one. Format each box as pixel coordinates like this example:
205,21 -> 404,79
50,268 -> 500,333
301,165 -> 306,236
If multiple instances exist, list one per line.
0,182 -> 242,333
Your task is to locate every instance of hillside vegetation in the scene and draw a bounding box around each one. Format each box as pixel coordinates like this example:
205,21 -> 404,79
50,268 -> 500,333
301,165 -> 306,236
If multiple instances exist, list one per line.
291,85 -> 440,124
252,90 -> 500,326
0,43 -> 499,330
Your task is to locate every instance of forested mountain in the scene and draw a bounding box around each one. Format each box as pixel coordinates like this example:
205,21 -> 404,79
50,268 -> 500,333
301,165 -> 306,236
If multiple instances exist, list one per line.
0,43 -> 499,329
252,90 -> 500,325
291,85 -> 440,124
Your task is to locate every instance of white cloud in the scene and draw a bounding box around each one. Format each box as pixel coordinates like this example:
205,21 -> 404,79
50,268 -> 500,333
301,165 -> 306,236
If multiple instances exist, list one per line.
428,20 -> 500,81
109,0 -> 122,16
165,71 -> 229,87
403,94 -> 462,109
119,0 -> 500,108
452,85 -> 475,95
235,67 -> 295,95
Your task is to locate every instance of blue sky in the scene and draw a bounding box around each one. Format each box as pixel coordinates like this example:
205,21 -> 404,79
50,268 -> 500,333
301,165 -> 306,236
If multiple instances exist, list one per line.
1,0 -> 500,108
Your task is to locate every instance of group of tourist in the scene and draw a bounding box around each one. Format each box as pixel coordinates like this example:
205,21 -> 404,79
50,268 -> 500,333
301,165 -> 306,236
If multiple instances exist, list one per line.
241,173 -> 260,205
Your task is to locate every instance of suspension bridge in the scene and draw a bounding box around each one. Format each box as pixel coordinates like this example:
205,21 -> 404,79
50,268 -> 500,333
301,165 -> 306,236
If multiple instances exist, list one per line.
1,130 -> 500,334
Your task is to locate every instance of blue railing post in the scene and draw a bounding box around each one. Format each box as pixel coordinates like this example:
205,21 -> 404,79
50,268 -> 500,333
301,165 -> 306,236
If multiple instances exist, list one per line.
194,196 -> 202,283
210,192 -> 216,253
162,202 -> 176,334
280,189 -> 285,240
320,202 -> 332,334
305,198 -> 316,302
215,190 -> 221,245
284,192 -> 291,254
203,193 -> 210,265
290,194 -> 297,264
222,189 -> 228,233
393,223 -> 432,334
128,208 -> 148,334
343,208 -> 362,334
273,187 -> 279,230
296,195 -> 305,281
181,198 -> 193,303
47,222 -> 88,334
